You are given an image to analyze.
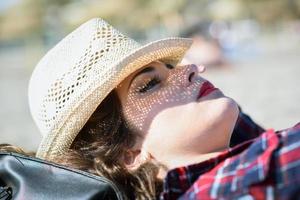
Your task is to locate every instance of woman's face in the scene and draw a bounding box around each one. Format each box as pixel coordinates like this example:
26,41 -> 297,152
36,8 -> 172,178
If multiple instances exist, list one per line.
115,61 -> 239,168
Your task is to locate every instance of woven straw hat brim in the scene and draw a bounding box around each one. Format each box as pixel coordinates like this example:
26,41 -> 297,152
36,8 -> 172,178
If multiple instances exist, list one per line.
36,37 -> 193,160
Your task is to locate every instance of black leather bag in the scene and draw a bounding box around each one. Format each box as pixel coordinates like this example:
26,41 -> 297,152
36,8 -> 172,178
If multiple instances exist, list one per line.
0,152 -> 123,200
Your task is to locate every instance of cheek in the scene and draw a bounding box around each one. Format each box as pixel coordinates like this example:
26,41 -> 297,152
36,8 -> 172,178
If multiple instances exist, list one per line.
123,82 -> 201,132
142,105 -> 195,155
148,103 -> 197,137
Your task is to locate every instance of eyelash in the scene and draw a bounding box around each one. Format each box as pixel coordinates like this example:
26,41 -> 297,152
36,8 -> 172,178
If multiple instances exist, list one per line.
166,63 -> 174,69
138,76 -> 161,93
135,64 -> 174,94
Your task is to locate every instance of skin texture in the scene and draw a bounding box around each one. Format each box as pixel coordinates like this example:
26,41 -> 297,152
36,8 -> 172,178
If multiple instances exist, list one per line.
115,61 -> 239,170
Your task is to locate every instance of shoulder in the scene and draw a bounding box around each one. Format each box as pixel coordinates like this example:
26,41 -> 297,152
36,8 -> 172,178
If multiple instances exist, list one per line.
179,122 -> 300,199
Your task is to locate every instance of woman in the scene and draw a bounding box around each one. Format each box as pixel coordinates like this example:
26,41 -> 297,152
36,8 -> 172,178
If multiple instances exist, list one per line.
2,18 -> 300,199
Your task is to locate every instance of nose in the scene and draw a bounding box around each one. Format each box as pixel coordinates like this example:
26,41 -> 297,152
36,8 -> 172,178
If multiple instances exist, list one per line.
183,64 -> 199,86
168,64 -> 206,87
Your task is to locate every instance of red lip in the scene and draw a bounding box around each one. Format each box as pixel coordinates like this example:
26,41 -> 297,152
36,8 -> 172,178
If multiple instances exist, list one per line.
198,81 -> 217,99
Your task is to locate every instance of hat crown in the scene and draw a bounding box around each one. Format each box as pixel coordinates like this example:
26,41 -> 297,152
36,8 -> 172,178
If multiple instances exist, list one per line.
29,18 -> 140,136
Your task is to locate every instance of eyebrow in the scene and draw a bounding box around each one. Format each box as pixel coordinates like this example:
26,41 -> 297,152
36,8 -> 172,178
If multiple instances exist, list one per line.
128,66 -> 155,90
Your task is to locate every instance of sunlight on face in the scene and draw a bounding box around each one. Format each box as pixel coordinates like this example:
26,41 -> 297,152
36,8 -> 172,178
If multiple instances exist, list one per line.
116,61 -> 239,167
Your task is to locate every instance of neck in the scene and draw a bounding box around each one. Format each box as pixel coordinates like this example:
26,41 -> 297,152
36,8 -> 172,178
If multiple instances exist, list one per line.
169,151 -> 223,169
158,149 -> 226,179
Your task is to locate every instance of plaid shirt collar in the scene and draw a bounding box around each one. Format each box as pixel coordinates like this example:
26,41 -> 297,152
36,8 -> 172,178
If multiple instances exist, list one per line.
160,128 -> 280,200
161,136 -> 258,199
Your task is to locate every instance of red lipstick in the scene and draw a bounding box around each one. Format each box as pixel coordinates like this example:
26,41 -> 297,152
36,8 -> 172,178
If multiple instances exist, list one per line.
198,81 -> 217,99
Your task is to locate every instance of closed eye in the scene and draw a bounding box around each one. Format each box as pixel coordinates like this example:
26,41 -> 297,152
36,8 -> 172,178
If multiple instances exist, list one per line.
166,63 -> 174,69
137,76 -> 161,93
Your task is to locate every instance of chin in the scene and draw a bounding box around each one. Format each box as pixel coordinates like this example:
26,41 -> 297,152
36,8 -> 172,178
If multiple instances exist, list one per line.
212,96 -> 239,146
214,96 -> 238,122
180,96 -> 239,154
206,90 -> 239,125
199,90 -> 239,120
221,96 -> 239,115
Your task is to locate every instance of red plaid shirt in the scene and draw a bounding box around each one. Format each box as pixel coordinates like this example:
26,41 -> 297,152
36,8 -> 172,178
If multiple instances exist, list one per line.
161,111 -> 300,200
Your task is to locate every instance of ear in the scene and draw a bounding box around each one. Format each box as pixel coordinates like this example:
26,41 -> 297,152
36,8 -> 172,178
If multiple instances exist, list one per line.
122,149 -> 148,170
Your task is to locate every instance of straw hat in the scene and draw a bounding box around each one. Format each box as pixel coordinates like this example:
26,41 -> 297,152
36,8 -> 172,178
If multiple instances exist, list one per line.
29,18 -> 192,160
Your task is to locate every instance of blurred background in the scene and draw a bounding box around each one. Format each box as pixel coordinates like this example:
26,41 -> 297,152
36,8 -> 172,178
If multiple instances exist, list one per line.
1,0 -> 300,152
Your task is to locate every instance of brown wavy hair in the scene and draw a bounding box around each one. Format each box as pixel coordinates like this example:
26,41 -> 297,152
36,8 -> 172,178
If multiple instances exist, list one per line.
0,90 -> 162,199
